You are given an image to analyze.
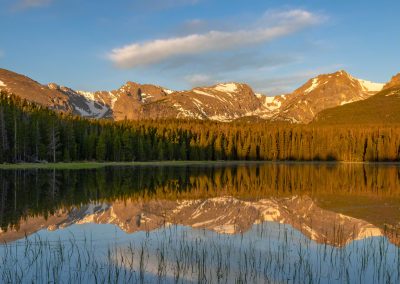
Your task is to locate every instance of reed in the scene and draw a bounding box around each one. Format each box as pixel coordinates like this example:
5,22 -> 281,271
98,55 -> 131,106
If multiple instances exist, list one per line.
0,222 -> 399,283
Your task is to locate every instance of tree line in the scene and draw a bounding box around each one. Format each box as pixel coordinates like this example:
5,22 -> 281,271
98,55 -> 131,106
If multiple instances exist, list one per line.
1,90 -> 400,163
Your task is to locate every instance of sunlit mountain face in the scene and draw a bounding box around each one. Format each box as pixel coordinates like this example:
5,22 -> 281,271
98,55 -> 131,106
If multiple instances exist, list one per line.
1,68 -> 397,124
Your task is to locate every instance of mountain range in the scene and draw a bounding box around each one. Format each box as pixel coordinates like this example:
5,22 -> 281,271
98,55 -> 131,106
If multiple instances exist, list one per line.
0,68 -> 399,124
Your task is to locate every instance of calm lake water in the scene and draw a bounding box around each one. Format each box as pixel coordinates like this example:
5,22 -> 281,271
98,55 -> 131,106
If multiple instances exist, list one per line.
0,163 -> 399,283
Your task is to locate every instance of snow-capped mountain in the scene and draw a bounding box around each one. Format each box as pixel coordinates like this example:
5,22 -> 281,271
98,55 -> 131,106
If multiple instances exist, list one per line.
314,72 -> 400,124
0,68 -> 389,124
140,82 -> 263,121
257,70 -> 385,123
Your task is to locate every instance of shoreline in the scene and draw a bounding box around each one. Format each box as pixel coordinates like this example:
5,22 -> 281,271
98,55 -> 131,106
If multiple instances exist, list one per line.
0,160 -> 399,169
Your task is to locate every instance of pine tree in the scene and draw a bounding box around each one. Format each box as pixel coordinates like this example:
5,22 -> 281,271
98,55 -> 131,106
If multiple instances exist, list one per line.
96,133 -> 106,161
48,121 -> 60,163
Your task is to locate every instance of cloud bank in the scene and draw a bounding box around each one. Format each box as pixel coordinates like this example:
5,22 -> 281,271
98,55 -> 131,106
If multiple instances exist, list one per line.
108,9 -> 321,68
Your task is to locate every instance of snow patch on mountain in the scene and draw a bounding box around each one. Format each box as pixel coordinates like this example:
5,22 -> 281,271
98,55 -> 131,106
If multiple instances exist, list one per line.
264,96 -> 275,104
193,89 -> 215,98
77,90 -> 95,101
108,92 -> 119,108
209,114 -> 235,122
344,72 -> 383,93
357,79 -> 384,92
214,83 -> 238,93
174,103 -> 203,119
192,100 -> 207,117
163,89 -> 174,95
263,96 -> 282,111
76,91 -> 110,118
305,78 -> 319,93
141,93 -> 153,103
0,80 -> 6,87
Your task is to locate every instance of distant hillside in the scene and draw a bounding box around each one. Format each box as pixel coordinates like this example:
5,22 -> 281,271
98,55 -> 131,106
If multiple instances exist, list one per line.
314,84 -> 400,124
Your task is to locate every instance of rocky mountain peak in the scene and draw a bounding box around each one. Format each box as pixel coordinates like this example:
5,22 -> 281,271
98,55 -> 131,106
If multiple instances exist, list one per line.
47,83 -> 60,90
337,69 -> 351,76
261,70 -> 385,123
118,81 -> 171,99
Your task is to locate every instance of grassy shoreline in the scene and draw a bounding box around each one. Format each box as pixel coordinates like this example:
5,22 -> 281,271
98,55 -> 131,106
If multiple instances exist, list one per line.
0,160 -> 269,170
0,160 -> 399,169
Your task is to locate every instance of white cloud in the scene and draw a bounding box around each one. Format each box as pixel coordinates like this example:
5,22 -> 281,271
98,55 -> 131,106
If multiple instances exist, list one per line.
108,9 -> 322,68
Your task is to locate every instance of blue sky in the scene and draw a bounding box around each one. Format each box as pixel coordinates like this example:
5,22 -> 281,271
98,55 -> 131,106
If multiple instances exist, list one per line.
0,0 -> 399,95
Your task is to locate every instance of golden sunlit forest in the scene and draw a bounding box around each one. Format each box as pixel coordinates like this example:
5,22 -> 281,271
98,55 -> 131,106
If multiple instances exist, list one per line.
1,90 -> 400,163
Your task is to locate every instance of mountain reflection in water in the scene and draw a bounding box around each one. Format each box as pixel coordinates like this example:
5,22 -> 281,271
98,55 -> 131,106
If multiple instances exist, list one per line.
0,163 -> 399,245
0,163 -> 400,283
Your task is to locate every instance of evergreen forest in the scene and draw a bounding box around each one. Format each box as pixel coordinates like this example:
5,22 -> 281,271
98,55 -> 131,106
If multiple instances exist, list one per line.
1,90 -> 400,163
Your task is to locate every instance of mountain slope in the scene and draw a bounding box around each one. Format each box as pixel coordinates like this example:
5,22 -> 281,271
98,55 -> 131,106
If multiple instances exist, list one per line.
0,69 -> 176,120
0,68 -> 72,112
314,84 -> 400,124
383,73 -> 400,90
261,70 -> 384,123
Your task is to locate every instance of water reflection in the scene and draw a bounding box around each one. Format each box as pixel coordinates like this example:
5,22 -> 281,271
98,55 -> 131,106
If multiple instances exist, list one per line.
1,163 -> 400,283
1,221 -> 399,283
0,163 -> 399,245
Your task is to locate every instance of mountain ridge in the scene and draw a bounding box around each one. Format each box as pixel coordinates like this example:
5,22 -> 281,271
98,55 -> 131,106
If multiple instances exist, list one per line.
0,68 -> 393,124
314,84 -> 400,124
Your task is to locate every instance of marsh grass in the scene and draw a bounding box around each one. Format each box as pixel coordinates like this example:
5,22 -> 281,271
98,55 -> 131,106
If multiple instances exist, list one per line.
0,222 -> 399,283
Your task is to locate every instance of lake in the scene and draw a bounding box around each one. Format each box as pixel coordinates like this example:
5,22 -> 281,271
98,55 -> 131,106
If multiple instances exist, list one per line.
0,163 -> 399,283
